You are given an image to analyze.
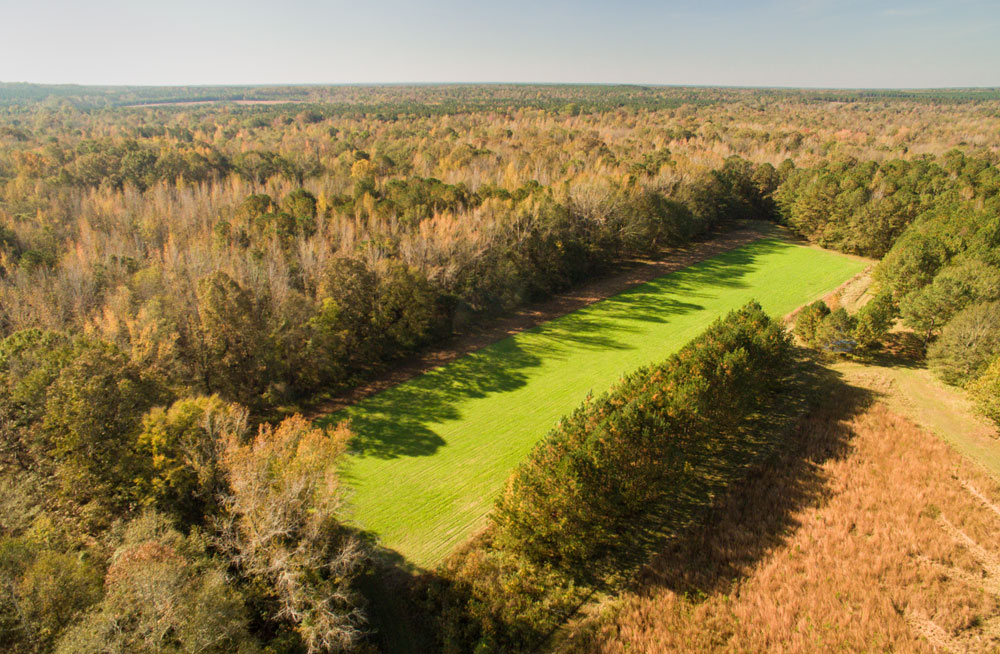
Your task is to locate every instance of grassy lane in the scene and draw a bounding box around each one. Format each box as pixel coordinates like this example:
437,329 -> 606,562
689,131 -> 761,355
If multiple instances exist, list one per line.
834,361 -> 1000,478
322,238 -> 867,568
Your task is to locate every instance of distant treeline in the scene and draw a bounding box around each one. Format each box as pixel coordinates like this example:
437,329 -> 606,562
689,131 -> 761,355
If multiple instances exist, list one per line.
3,82 -> 1000,111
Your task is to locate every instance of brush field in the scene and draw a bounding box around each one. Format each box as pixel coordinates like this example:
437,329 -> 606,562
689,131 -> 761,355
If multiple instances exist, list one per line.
559,365 -> 1000,654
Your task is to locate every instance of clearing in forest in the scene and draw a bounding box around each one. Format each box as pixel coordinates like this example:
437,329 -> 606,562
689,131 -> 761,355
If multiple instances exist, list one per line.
324,237 -> 867,567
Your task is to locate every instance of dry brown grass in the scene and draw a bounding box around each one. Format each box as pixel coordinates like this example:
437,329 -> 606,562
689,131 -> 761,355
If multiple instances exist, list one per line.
828,267 -> 875,313
559,382 -> 1000,654
782,265 -> 874,328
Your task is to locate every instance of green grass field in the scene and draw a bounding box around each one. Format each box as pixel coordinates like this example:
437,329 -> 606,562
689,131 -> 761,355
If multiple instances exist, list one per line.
323,238 -> 867,568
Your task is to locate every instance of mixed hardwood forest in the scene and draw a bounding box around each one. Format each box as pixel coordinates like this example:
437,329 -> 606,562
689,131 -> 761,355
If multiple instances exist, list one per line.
1,84 -> 1000,653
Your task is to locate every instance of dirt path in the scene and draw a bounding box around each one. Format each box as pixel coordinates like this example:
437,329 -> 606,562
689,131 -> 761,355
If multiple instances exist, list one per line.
306,222 -> 778,419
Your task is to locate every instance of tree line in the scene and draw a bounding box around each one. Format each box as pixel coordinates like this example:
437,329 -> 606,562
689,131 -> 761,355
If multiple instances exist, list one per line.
778,150 -> 1000,426
423,303 -> 801,652
1,158 -> 777,412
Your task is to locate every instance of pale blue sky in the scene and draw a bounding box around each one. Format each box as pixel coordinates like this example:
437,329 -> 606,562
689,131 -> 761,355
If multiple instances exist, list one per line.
0,0 -> 996,87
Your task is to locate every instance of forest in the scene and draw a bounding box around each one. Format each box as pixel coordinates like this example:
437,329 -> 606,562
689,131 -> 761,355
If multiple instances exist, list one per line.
1,83 -> 1000,653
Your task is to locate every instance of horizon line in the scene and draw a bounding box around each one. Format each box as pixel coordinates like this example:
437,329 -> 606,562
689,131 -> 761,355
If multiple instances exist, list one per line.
2,80 -> 999,92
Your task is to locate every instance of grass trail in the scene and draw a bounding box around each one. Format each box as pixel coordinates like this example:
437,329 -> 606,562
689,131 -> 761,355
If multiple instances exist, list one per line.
835,361 -> 1000,479
323,238 -> 866,568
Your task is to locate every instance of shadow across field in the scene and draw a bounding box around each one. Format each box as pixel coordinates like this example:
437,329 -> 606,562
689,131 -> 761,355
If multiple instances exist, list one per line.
356,353 -> 879,654
632,357 -> 875,596
329,339 -> 542,459
326,237 -> 796,460
354,542 -> 439,654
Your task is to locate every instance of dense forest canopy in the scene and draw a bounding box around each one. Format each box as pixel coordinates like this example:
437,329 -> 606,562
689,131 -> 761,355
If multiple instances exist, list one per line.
2,83 -> 1000,653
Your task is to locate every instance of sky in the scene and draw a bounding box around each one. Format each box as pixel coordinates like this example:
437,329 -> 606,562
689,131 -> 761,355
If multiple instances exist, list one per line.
0,0 -> 997,88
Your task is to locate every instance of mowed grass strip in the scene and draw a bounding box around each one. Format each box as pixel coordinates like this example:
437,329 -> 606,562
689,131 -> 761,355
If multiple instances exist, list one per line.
324,238 -> 867,568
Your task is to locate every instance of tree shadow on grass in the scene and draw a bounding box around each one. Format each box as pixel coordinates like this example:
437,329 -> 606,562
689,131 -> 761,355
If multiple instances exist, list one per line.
354,541 -> 438,654
662,237 -> 793,292
502,242 -> 792,358
322,338 -> 543,458
560,238 -> 793,333
356,352 -> 876,654
325,237 -> 800,460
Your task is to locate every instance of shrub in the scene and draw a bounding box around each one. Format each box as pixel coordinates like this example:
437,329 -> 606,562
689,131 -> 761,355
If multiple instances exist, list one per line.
814,308 -> 858,354
794,301 -> 830,347
928,301 -> 1000,386
854,292 -> 897,349
968,356 -> 1000,427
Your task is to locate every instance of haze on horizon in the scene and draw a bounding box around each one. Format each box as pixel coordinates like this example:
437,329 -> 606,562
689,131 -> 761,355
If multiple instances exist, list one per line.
0,0 -> 997,89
